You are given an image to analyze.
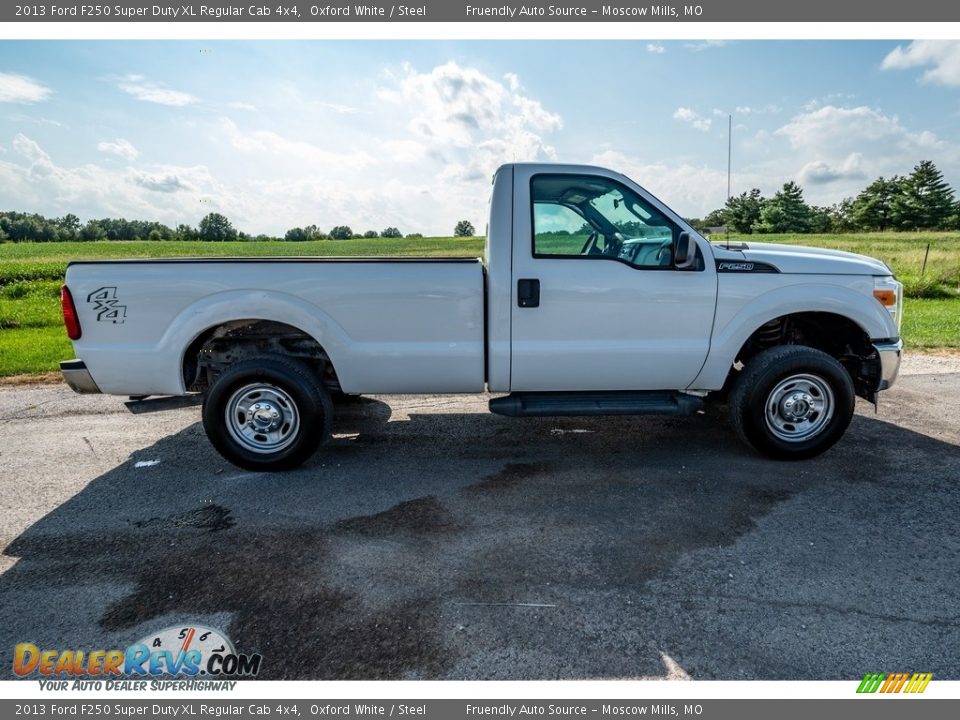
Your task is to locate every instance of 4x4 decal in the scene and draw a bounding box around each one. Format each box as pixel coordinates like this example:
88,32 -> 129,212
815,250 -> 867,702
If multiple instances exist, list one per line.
87,287 -> 127,324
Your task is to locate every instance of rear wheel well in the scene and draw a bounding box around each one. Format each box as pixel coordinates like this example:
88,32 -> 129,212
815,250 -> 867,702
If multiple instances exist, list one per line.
730,312 -> 880,401
183,320 -> 340,394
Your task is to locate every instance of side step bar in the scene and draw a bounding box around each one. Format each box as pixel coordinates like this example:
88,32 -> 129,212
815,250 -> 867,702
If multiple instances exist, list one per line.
489,391 -> 703,418
125,394 -> 203,414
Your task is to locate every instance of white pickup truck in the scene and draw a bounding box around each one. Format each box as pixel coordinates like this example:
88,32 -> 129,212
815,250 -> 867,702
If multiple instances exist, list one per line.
59,163 -> 903,470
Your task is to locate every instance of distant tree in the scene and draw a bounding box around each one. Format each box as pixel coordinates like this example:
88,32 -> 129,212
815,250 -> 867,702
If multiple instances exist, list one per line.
950,201 -> 960,231
754,181 -> 811,233
329,225 -> 353,240
851,176 -> 903,231
808,206 -> 835,234
79,221 -> 104,242
0,226 -> 7,243
830,198 -> 856,233
363,230 -> 379,238
454,220 -> 476,237
175,223 -> 197,241
701,208 -> 727,228
893,160 -> 956,230
724,189 -> 764,234
381,227 -> 402,238
57,213 -> 81,240
198,213 -> 237,242
406,232 -> 423,238
285,224 -> 323,242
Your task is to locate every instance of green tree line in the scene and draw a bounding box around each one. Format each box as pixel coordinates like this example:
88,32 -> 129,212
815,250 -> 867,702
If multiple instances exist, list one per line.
0,207 -> 484,243
692,160 -> 959,234
0,211 -> 423,244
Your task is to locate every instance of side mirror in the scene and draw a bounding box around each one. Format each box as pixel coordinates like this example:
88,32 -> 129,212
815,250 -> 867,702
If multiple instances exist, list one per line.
675,232 -> 697,270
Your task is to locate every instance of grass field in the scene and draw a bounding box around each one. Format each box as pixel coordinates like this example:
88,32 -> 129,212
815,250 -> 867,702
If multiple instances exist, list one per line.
0,232 -> 957,377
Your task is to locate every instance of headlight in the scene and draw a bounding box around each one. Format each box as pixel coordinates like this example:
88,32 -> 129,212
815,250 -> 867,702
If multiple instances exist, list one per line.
873,276 -> 903,332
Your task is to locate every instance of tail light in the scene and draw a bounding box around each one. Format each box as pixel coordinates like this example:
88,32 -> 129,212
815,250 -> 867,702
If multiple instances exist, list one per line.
61,285 -> 82,340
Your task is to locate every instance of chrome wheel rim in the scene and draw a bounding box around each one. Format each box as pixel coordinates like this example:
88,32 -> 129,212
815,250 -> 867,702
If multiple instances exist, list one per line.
225,383 -> 300,455
764,373 -> 834,443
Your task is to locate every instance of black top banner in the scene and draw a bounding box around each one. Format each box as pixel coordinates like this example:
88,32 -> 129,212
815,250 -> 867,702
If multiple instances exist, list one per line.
5,1 -> 960,22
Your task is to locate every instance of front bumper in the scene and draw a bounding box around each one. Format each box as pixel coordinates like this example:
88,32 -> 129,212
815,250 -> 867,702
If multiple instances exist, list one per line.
60,359 -> 102,394
873,339 -> 903,391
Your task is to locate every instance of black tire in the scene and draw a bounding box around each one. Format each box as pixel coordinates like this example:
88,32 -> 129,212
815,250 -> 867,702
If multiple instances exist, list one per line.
729,345 -> 855,460
202,355 -> 333,471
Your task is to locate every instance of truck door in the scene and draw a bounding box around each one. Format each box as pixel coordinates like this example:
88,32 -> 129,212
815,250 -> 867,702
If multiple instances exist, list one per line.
509,170 -> 717,392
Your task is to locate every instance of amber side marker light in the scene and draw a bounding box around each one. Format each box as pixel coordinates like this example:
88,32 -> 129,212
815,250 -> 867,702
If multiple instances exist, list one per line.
873,288 -> 898,307
61,285 -> 82,340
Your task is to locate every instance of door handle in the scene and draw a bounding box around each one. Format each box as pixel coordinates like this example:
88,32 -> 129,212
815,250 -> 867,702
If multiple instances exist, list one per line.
517,278 -> 540,308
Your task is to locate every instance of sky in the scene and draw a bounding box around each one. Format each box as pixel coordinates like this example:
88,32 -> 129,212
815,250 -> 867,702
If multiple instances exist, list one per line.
1,39 -> 959,236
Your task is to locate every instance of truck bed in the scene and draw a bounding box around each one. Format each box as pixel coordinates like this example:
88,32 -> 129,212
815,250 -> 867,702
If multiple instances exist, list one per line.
64,257 -> 486,396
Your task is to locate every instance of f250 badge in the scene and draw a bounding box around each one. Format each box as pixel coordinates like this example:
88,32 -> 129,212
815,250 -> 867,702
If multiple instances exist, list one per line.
718,262 -> 755,271
87,287 -> 127,324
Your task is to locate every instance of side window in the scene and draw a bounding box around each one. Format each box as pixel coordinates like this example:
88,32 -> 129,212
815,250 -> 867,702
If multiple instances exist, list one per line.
532,174 -> 680,269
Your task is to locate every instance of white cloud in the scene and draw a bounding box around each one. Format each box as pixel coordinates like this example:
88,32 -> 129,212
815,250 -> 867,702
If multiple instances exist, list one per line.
129,170 -> 192,193
97,138 -> 139,161
12,133 -> 57,179
227,101 -> 257,111
776,105 -> 921,150
646,44 -> 665,54
735,104 -> 782,115
882,40 -> 960,87
376,61 -> 561,195
217,117 -> 373,168
317,101 -> 358,114
380,139 -> 427,163
673,107 -> 712,131
379,62 -> 561,148
116,74 -> 198,106
684,40 -> 729,52
0,72 -> 52,104
798,153 -> 866,185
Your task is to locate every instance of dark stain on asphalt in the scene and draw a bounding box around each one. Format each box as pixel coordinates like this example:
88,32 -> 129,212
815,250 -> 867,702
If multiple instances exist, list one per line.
336,496 -> 457,536
470,462 -> 550,492
134,504 -> 235,533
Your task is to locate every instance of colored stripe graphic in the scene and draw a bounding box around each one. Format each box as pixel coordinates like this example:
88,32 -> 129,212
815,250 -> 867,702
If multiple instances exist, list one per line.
906,673 -> 933,693
857,673 -> 885,693
857,672 -> 932,693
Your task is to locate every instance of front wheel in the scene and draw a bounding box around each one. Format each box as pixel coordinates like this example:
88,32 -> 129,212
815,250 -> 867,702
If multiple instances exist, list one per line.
202,355 -> 333,471
729,345 -> 855,460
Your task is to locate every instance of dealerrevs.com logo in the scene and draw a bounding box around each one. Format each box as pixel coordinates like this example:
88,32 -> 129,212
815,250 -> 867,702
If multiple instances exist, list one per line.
13,625 -> 262,688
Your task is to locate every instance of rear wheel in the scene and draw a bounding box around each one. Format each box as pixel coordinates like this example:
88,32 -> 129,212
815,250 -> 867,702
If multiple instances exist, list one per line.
729,345 -> 855,460
202,355 -> 333,471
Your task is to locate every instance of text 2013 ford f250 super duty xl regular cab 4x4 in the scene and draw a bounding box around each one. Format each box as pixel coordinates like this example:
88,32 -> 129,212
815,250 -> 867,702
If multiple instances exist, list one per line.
59,163 -> 903,470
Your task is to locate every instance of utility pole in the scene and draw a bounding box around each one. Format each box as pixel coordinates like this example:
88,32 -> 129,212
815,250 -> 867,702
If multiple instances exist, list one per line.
727,113 -> 732,201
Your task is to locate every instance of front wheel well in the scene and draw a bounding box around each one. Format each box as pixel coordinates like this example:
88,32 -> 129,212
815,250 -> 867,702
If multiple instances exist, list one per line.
729,312 -> 881,401
182,319 -> 340,393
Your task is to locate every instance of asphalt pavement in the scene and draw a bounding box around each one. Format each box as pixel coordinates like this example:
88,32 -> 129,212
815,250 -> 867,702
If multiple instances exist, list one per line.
1,355 -> 958,680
